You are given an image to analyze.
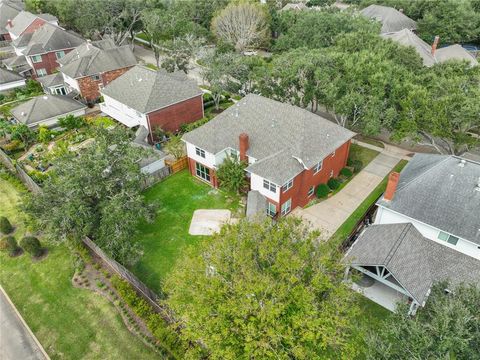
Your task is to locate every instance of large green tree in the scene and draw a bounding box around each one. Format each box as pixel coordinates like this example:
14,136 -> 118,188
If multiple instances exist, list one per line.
24,126 -> 153,265
366,282 -> 480,360
164,217 -> 359,359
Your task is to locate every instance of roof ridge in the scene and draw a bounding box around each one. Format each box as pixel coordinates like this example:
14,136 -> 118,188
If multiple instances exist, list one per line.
383,223 -> 410,266
396,155 -> 451,192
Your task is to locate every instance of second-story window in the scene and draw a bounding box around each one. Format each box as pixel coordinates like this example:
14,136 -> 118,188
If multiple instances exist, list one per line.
195,147 -> 206,158
313,160 -> 323,174
31,55 -> 42,63
282,178 -> 293,192
36,68 -> 47,77
263,179 -> 276,193
55,51 -> 65,60
90,74 -> 101,81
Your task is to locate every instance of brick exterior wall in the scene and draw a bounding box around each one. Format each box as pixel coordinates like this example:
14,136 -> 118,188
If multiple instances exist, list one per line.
188,157 -> 218,187
77,66 -> 134,102
147,95 -> 204,134
276,140 -> 351,214
31,48 -> 74,77
20,17 -> 46,37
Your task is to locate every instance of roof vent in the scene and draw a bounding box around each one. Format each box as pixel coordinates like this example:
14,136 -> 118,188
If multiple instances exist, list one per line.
459,159 -> 466,167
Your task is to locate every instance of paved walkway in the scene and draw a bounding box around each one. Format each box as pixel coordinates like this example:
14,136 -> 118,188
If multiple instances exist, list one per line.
291,142 -> 410,239
0,286 -> 49,360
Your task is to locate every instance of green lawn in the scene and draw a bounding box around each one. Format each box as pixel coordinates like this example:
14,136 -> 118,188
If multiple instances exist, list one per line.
130,170 -> 241,294
0,177 -> 159,360
349,143 -> 380,170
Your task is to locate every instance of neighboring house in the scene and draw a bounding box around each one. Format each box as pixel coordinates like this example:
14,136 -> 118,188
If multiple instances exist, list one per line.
132,125 -> 167,175
280,3 -> 308,11
0,0 -> 23,41
57,39 -> 137,102
36,72 -> 67,95
345,154 -> 480,313
2,53 -> 32,76
12,22 -> 84,78
5,10 -> 57,41
11,94 -> 86,128
360,4 -> 417,34
382,29 -> 478,67
0,67 -> 25,92
100,65 -> 204,139
182,94 -> 355,217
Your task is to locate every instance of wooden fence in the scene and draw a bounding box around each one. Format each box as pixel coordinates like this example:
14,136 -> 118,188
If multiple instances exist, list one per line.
0,148 -> 41,193
143,166 -> 171,189
165,156 -> 188,174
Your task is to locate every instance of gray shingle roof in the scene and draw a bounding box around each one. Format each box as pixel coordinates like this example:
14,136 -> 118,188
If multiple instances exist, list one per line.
59,42 -> 136,78
0,67 -> 24,84
23,23 -> 84,56
246,190 -> 267,220
6,10 -> 57,38
382,29 -> 478,67
36,71 -> 64,88
182,94 -> 355,185
280,3 -> 308,11
377,154 -> 480,245
11,94 -> 86,125
12,31 -> 32,47
101,65 -> 203,114
345,223 -> 480,305
57,39 -> 116,66
0,1 -> 22,33
361,4 -> 417,34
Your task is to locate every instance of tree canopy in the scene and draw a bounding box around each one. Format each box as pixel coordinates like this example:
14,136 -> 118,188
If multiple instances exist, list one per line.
24,126 -> 153,265
366,282 -> 480,360
164,217 -> 359,359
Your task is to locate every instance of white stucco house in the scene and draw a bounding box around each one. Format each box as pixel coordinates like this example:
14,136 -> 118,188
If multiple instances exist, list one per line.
344,154 -> 480,313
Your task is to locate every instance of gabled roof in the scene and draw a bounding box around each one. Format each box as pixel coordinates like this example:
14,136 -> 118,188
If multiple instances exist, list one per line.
2,54 -> 31,74
345,223 -> 480,305
0,67 -> 24,84
36,71 -> 64,88
11,94 -> 86,125
377,154 -> 480,245
6,10 -> 57,38
382,29 -> 478,67
57,39 -> 116,65
280,3 -> 308,11
0,1 -> 22,33
12,31 -> 32,47
360,4 -> 417,34
101,65 -> 203,114
23,23 -> 84,56
59,41 -> 136,79
182,94 -> 355,185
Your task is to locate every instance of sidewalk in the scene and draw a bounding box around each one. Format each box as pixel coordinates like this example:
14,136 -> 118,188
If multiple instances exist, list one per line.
0,286 -> 49,360
291,142 -> 410,238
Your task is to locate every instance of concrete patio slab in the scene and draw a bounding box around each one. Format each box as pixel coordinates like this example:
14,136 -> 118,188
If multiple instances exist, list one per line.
189,209 -> 232,235
352,280 -> 407,312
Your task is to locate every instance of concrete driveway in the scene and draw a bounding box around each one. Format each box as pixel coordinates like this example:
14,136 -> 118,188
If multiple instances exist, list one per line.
292,150 -> 404,239
0,286 -> 48,360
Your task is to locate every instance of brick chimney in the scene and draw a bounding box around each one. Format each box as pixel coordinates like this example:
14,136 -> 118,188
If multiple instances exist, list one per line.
7,19 -> 13,28
431,36 -> 440,56
384,172 -> 400,201
239,133 -> 249,162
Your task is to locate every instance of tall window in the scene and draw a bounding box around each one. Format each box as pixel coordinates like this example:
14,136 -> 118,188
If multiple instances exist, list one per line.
266,202 -> 276,217
36,68 -> 47,77
281,199 -> 292,216
55,50 -> 65,59
282,178 -> 293,192
195,162 -> 210,182
438,231 -> 459,245
263,179 -> 276,193
195,147 -> 206,158
313,160 -> 323,174
31,55 -> 42,63
307,186 -> 314,197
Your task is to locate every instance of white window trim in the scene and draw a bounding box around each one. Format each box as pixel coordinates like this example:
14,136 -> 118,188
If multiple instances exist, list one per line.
329,170 -> 334,178
331,150 -> 335,157
263,179 -> 277,193
281,199 -> 292,216
282,178 -> 293,192
307,186 -> 315,197
266,202 -> 276,217
195,147 -> 206,158
313,160 -> 323,174
36,68 -> 47,77
438,231 -> 459,246
55,51 -> 65,60
31,55 -> 42,63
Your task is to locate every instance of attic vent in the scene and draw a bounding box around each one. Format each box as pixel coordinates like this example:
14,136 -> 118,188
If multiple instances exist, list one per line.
459,159 -> 466,167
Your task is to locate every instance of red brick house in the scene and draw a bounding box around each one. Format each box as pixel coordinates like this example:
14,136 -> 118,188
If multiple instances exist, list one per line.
5,10 -> 58,40
55,39 -> 137,102
182,94 -> 355,217
0,1 -> 23,42
100,65 -> 204,141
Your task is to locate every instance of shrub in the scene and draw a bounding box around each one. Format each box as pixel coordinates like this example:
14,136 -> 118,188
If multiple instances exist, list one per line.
349,159 -> 363,173
20,236 -> 43,257
340,167 -> 353,178
2,139 -> 23,152
327,178 -> 341,190
0,216 -> 13,234
316,183 -> 330,198
3,236 -> 20,256
37,125 -> 53,143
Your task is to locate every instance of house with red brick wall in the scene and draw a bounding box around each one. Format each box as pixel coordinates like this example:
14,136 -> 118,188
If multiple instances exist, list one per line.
55,39 -> 137,102
13,22 -> 84,78
182,94 -> 355,217
0,1 -> 23,42
100,65 -> 204,142
6,10 -> 58,41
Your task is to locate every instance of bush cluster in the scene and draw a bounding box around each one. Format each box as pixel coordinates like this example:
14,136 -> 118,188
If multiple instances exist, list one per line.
340,167 -> 353,178
316,183 -> 330,198
327,178 -> 341,190
347,159 -> 363,173
179,116 -> 211,133
20,236 -> 42,257
0,216 -> 13,234
110,276 -> 188,358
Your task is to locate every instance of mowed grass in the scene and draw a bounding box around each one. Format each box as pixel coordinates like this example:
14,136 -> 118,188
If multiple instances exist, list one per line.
130,170 -> 240,293
349,143 -> 380,170
0,177 -> 159,360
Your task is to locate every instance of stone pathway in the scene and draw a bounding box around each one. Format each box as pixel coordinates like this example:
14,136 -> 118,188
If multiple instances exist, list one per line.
291,142 -> 410,239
